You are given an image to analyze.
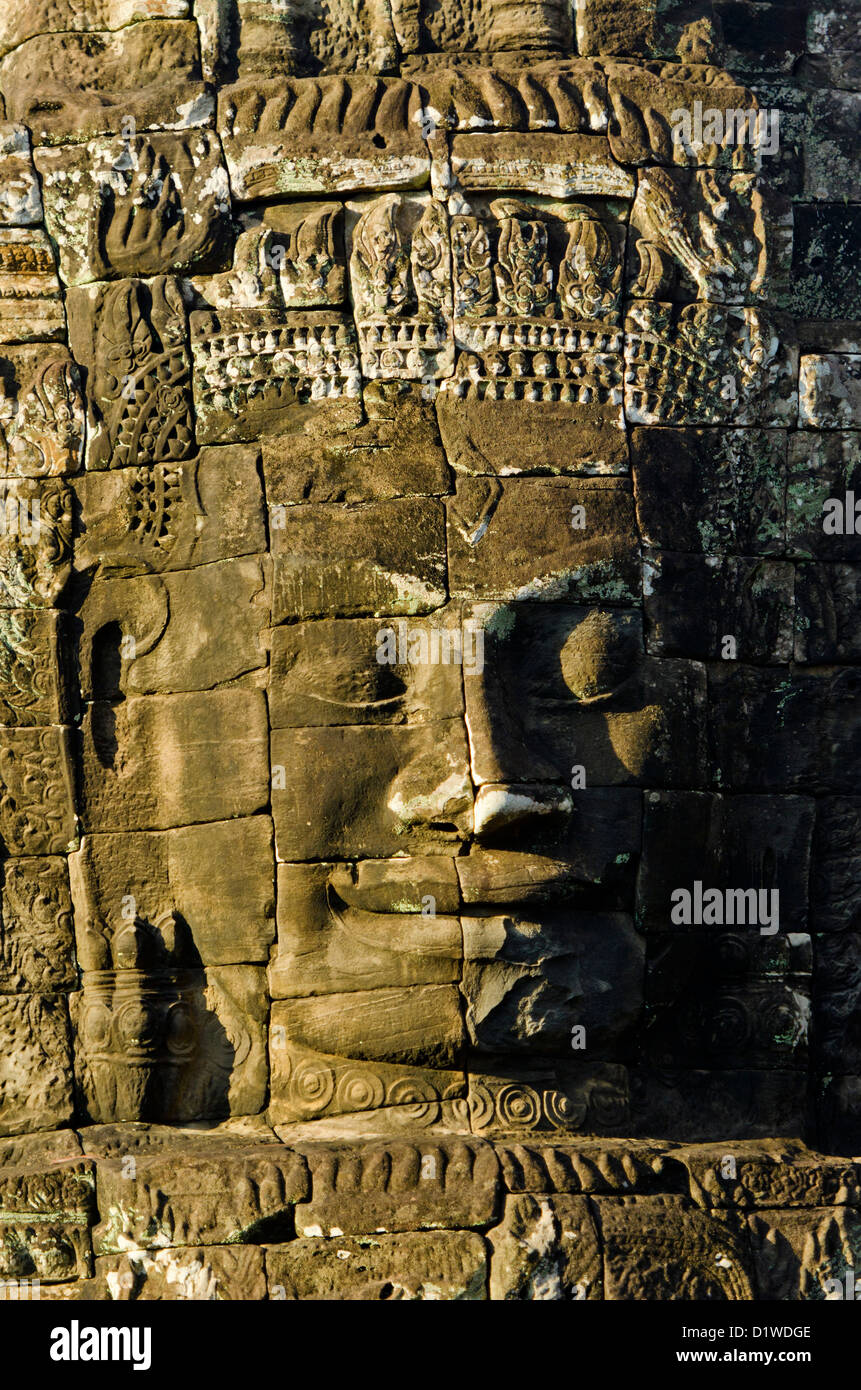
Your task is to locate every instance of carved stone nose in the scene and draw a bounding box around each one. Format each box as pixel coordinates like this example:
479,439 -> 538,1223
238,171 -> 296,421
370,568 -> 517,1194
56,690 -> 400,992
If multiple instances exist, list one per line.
473,782 -> 573,838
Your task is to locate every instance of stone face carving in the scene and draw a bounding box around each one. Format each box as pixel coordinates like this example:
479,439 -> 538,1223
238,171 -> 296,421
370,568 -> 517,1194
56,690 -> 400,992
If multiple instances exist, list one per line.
0,0 -> 856,1306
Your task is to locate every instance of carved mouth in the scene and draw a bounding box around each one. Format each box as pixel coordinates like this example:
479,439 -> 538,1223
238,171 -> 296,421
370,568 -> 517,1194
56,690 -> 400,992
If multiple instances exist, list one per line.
328,850 -> 605,916
456,849 -> 598,909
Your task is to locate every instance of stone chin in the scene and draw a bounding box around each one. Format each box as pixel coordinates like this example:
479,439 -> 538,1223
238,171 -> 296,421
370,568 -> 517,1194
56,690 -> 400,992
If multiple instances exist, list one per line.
269,855 -> 644,1117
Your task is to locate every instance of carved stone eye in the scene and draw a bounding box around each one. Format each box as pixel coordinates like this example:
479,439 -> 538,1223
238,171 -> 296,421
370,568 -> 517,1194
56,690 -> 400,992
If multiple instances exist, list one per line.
559,610 -> 638,701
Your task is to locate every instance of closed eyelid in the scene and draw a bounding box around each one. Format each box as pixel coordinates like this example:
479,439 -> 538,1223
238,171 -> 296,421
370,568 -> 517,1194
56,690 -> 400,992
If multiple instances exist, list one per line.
297,690 -> 405,711
276,648 -> 407,707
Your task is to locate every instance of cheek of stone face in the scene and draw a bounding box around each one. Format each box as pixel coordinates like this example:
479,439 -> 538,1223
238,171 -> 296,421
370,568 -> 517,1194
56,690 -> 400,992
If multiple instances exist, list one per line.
270,719 -> 474,861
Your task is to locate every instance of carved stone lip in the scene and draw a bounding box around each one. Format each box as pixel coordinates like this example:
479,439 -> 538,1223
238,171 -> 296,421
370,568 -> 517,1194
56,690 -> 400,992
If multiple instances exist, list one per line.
325,887 -> 461,955
329,851 -> 603,914
457,849 -> 605,906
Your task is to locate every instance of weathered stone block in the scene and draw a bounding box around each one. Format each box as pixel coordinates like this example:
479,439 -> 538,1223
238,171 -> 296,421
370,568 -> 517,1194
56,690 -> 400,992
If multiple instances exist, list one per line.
795,563 -> 861,663
606,61 -> 761,167
270,861 -> 461,998
0,475 -> 73,605
271,497 -> 447,621
595,1193 -> 754,1298
462,910 -> 643,1057
97,1245 -> 266,1300
262,382 -> 450,503
576,0 -> 719,59
638,791 -> 814,933
799,355 -> 861,429
0,2 -> 190,56
462,605 -> 706,788
449,132 -> 635,198
630,1067 -> 807,1140
626,302 -> 797,427
416,61 -> 608,133
632,427 -> 787,555
786,430 -> 861,561
274,985 -> 465,1069
708,666 -> 861,794
790,206 -> 861,323
487,1193 -> 601,1298
267,1231 -> 486,1299
447,477 -> 640,604
66,274 -> 194,473
804,90 -> 861,201
0,1154 -> 93,1282
645,932 -> 811,1070
36,130 -> 231,285
92,1139 -> 309,1251
0,726 -> 76,856
13,29 -> 209,145
269,1034 -> 465,1127
0,992 -> 74,1136
494,1137 -> 668,1194
0,229 -> 64,342
0,124 -> 42,225
644,553 -> 794,661
0,855 -> 75,993
681,1140 -> 861,1210
717,0 -> 808,77
231,0 -> 398,77
72,962 -> 270,1124
811,797 -> 861,933
293,1137 -> 500,1235
397,0 -> 572,55
73,447 -> 267,576
78,560 -> 269,699
467,1061 -> 632,1137
69,818 -> 275,970
190,307 -> 361,446
79,688 -> 270,832
0,610 -> 73,727
269,616 -> 463,728
813,934 -> 861,1073
456,788 -> 642,910
218,77 -> 429,200
747,1206 -> 861,1300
